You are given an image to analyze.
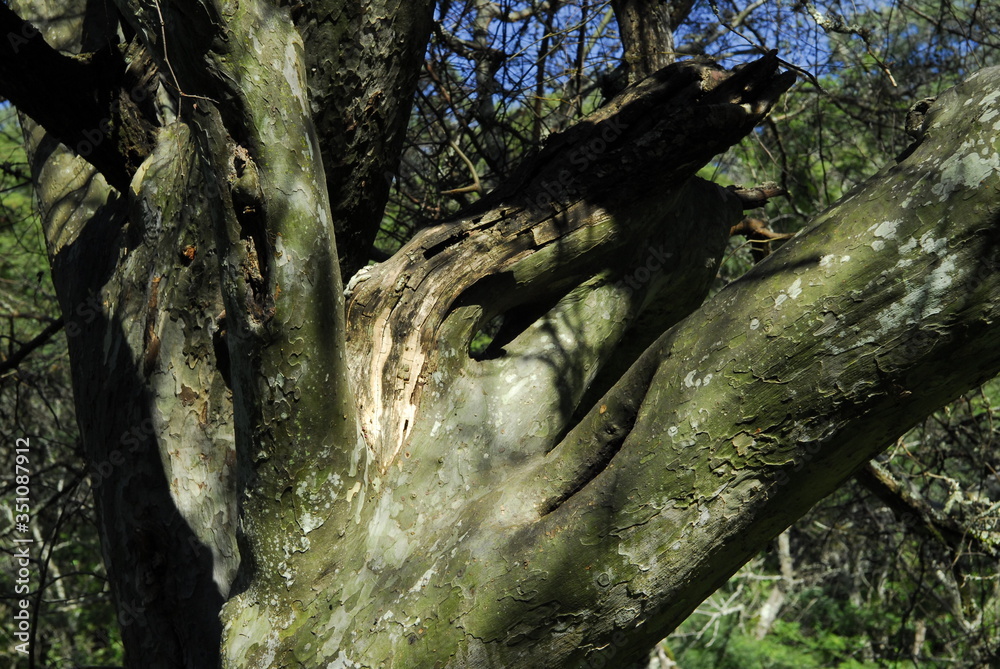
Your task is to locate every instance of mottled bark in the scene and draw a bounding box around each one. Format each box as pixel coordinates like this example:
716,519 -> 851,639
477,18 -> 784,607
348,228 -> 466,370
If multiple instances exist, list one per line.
346,55 -> 795,471
288,0 -> 436,278
478,68 -> 1000,664
329,66 -> 1000,667
13,2 -> 235,667
8,0 -> 1000,667
611,0 -> 695,84
100,1 -> 364,660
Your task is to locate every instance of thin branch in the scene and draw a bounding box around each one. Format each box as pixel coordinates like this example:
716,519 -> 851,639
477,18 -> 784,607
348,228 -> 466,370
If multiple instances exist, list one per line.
678,0 -> 769,55
856,460 -> 999,560
440,139 -> 483,195
0,317 -> 64,376
153,0 -> 217,105
800,1 -> 897,87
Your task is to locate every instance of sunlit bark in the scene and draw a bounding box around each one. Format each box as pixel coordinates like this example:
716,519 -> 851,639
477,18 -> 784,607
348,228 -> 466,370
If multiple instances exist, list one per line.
7,0 -> 1000,666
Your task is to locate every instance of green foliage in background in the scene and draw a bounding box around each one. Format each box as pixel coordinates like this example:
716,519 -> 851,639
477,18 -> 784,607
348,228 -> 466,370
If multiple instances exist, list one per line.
2,0 -> 999,666
0,105 -> 123,667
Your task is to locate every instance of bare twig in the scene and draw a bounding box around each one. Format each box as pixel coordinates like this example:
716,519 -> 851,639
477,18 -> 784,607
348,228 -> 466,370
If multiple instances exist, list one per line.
153,0 -> 217,105
440,139 -> 483,195
0,317 -> 64,376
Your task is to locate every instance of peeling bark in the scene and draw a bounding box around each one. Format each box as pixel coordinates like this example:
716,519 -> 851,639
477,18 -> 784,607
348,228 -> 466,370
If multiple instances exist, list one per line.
8,0 -> 1000,667
289,0 -> 437,278
347,55 -> 794,470
13,2 -> 235,666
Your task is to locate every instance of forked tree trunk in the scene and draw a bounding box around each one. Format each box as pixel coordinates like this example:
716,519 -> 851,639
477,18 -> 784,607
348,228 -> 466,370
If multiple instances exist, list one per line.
7,0 -> 1000,667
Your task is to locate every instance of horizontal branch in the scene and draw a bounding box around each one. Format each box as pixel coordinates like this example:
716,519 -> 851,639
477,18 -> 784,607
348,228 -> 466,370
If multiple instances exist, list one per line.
481,64 -> 1000,665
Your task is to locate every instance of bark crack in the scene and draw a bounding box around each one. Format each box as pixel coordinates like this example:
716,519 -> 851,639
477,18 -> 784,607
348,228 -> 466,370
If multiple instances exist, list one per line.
229,145 -> 273,323
538,422 -> 632,517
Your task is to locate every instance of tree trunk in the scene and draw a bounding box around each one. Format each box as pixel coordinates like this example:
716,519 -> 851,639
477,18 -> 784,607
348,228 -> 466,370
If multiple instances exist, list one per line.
611,0 -> 695,85
13,1 -> 233,666
290,0 -> 436,278
7,0 -> 1000,667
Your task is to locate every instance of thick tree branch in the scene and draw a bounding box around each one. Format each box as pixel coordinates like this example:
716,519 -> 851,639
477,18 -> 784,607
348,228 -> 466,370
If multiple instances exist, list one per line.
476,66 -> 1000,665
21,77 -> 231,669
346,53 -> 795,471
288,0 -> 436,278
0,4 -> 157,191
609,0 -> 695,91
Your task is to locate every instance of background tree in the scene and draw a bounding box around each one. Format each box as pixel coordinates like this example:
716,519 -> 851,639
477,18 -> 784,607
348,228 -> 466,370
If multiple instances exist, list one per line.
0,1 -> 998,668
0,102 -> 123,666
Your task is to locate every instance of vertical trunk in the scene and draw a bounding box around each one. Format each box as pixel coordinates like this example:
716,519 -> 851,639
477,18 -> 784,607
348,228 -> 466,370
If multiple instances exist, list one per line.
21,66 -> 238,669
291,0 -> 436,278
14,2 -> 238,667
611,0 -> 695,83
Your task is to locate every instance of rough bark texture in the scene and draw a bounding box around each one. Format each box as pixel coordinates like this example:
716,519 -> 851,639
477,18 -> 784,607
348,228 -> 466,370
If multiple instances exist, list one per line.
611,0 -> 695,84
346,54 -> 795,471
13,2 -> 235,667
480,69 -> 1000,664
288,0 -> 436,279
8,0 -> 1000,667
309,67 -> 1000,668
